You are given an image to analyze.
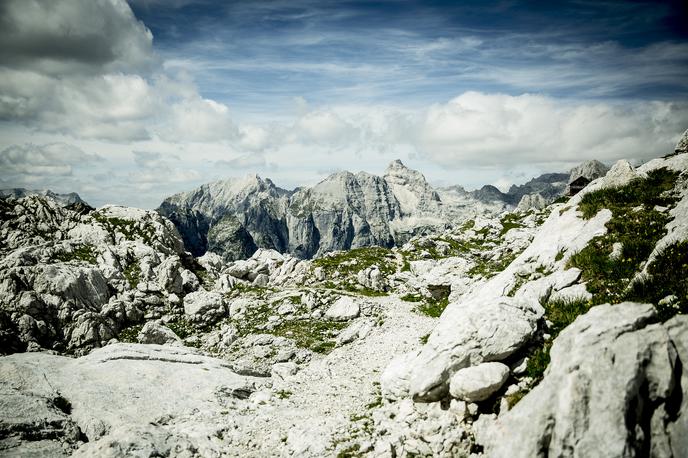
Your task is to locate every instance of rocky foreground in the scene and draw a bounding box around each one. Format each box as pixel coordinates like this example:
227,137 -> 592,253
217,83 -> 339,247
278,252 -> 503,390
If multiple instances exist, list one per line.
1,130 -> 688,457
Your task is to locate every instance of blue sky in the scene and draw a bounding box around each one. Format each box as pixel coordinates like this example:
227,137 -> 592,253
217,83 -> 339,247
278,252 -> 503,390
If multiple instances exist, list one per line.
1,0 -> 687,207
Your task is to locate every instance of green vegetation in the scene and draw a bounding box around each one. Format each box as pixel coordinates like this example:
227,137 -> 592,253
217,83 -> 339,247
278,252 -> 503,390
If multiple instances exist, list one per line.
577,168 -> 678,219
461,219 -> 476,231
507,296 -> 592,406
627,241 -> 688,321
231,300 -> 345,354
230,283 -> 272,297
506,276 -> 528,297
467,250 -> 521,279
275,389 -> 292,400
419,333 -> 430,344
53,244 -> 97,264
525,297 -> 591,382
269,319 -> 347,353
118,324 -> 143,343
336,443 -> 362,458
416,297 -> 449,318
499,213 -> 525,236
400,293 -> 423,302
505,390 -> 527,409
123,260 -> 142,288
312,247 -> 396,277
92,212 -> 156,245
544,297 -> 591,335
570,168 -> 679,306
167,318 -> 195,339
554,249 -> 565,262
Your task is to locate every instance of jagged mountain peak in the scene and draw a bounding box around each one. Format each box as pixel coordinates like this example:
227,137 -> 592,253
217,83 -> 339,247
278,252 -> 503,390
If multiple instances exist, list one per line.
384,159 -> 428,184
568,159 -> 609,183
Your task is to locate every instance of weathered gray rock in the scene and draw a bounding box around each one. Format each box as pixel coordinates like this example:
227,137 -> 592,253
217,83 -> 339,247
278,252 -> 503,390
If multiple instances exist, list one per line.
324,296 -> 361,321
155,255 -> 183,294
475,302 -> 688,458
0,344 -> 263,457
137,321 -> 181,346
448,362 -> 510,402
183,290 -> 226,324
516,193 -> 547,211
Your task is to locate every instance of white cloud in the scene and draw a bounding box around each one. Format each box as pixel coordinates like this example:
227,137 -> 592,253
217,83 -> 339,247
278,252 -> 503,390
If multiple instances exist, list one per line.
0,143 -> 100,177
290,110 -> 359,146
0,0 -> 243,144
0,0 -> 155,75
411,92 -> 688,167
160,96 -> 238,142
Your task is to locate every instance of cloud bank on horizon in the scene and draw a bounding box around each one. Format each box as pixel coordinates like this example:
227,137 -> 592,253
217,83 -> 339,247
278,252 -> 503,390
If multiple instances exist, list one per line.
0,0 -> 687,208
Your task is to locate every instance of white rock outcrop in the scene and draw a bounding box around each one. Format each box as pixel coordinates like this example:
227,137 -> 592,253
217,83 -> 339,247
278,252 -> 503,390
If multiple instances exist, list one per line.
475,302 -> 688,458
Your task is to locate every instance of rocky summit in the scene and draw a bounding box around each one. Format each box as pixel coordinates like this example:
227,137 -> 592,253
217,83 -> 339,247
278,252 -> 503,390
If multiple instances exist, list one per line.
158,160 -> 567,262
1,129 -> 688,457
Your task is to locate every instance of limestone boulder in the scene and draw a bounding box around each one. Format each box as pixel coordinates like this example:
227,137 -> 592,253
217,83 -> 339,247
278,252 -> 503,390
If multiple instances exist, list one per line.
476,302 -> 688,458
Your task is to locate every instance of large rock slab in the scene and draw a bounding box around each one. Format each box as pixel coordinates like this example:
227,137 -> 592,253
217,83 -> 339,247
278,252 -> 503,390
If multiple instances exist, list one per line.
475,302 -> 688,458
0,344 -> 263,456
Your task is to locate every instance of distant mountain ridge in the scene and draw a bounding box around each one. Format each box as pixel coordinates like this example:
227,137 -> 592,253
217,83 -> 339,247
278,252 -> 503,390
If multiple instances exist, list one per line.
158,160 -> 577,261
0,188 -> 87,207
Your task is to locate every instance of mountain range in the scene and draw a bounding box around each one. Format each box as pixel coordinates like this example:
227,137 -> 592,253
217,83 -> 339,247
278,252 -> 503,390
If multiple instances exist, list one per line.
157,159 -> 601,261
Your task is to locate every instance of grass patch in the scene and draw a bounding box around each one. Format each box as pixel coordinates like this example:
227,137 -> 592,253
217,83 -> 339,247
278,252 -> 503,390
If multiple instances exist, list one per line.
569,168 -> 679,306
525,342 -> 552,382
53,244 -> 97,264
400,293 -> 423,302
419,333 -> 430,344
123,260 -> 142,289
506,390 -> 527,409
554,249 -> 565,262
118,324 -> 143,343
275,389 -> 292,399
416,297 -> 449,318
167,318 -> 195,339
544,297 -> 591,335
92,212 -> 156,245
627,240 -> 688,321
312,246 -> 396,277
500,213 -> 525,236
577,168 -> 678,220
468,250 -> 521,279
269,319 -> 347,354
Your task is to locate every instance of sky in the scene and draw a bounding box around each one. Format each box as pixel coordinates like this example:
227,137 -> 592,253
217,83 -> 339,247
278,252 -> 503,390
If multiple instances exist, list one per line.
1,0 -> 687,208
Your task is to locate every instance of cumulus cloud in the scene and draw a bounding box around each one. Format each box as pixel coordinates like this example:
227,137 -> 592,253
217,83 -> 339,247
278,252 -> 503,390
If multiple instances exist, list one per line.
160,97 -> 238,143
128,150 -> 201,191
411,92 -> 688,167
288,110 -> 359,146
0,143 -> 100,177
0,0 -> 154,75
0,0 -> 241,143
